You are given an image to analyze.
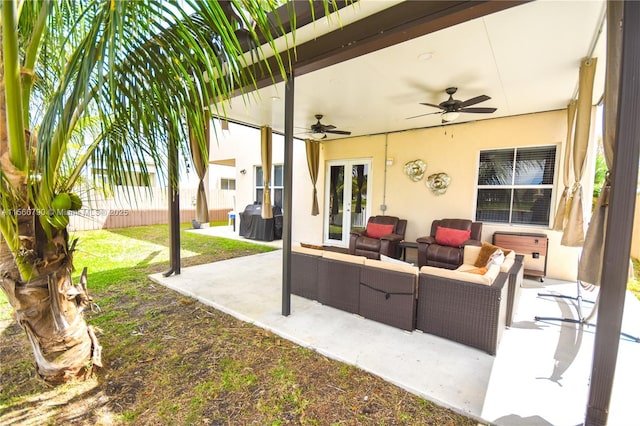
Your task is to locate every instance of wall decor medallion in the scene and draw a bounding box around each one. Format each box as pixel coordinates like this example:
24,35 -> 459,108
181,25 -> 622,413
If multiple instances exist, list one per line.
403,159 -> 427,182
426,172 -> 451,194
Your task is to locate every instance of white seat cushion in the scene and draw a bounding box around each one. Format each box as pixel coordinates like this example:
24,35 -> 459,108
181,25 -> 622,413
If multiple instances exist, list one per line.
420,264 -> 500,286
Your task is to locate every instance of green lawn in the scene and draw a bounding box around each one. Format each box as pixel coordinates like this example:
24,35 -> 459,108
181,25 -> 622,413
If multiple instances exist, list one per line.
1,222 -> 274,319
71,222 -> 275,290
630,258 -> 640,299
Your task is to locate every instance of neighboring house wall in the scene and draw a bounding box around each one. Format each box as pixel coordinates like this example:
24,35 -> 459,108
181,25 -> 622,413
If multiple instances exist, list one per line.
69,129 -> 240,231
207,164 -> 237,211
209,122 -> 288,214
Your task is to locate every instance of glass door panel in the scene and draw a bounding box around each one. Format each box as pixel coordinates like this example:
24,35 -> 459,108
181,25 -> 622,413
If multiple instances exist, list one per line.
327,165 -> 345,241
350,163 -> 368,232
324,159 -> 371,246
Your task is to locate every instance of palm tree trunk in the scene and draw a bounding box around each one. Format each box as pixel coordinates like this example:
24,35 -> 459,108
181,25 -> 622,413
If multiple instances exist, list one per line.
0,149 -> 101,384
0,230 -> 102,383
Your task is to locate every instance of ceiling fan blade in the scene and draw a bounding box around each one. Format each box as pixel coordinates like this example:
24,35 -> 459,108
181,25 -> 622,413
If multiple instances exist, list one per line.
325,129 -> 351,135
321,124 -> 336,131
459,107 -> 497,114
458,94 -> 491,108
406,111 -> 441,120
419,102 -> 445,110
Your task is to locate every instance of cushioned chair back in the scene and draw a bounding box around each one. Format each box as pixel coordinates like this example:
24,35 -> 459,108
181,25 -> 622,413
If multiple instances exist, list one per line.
368,216 -> 406,238
394,219 -> 407,239
431,219 -> 482,240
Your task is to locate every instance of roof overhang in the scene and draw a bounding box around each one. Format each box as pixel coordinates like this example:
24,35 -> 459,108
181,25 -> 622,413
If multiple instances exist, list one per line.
209,158 -> 236,167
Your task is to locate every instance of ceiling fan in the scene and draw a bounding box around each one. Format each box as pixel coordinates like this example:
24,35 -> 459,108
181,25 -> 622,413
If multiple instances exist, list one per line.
303,114 -> 352,139
407,87 -> 497,122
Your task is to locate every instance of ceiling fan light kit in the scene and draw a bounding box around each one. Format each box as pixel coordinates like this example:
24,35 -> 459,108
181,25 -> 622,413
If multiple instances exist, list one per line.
311,131 -> 326,140
408,87 -> 497,122
307,114 -> 351,140
441,111 -> 460,122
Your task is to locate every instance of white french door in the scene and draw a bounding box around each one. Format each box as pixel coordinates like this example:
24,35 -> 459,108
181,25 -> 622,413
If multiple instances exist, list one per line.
324,159 -> 372,246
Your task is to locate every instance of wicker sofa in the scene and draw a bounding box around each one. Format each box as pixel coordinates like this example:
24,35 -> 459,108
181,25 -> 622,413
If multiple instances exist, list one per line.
504,254 -> 524,327
457,245 -> 524,327
292,247 -> 417,330
290,246 -> 322,301
291,244 -> 523,354
416,266 -> 508,355
359,258 -> 418,330
317,250 -> 365,314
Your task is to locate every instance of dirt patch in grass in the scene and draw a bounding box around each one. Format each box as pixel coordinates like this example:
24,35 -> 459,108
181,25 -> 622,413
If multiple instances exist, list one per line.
1,228 -> 479,425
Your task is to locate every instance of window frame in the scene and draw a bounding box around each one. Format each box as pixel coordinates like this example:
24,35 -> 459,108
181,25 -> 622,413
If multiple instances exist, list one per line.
220,177 -> 236,191
255,164 -> 284,208
475,145 -> 558,227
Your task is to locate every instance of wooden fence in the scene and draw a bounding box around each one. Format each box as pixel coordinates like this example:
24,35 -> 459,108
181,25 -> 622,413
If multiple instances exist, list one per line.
68,187 -> 235,231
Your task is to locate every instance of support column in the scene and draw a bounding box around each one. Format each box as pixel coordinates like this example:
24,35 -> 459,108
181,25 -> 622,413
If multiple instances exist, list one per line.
164,133 -> 181,277
585,1 -> 640,424
282,71 -> 294,316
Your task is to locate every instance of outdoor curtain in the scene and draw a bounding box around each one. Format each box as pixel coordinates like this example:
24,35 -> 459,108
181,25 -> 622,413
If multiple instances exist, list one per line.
557,57 -> 598,247
261,126 -> 273,219
552,100 -> 576,231
578,1 -> 622,287
305,139 -> 320,215
188,110 -> 211,224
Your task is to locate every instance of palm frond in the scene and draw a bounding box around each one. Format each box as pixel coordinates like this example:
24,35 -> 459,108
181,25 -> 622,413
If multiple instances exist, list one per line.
8,0 -> 303,243
57,1 -> 288,196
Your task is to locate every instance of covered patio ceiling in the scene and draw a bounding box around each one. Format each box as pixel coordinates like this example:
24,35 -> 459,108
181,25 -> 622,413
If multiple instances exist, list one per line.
219,0 -> 607,138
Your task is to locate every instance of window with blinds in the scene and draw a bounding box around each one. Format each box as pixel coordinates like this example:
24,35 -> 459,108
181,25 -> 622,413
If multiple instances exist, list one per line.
475,146 -> 557,226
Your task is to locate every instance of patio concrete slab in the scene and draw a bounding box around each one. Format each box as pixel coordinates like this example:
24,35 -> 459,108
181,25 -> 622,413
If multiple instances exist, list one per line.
150,249 -> 640,426
186,225 -> 283,249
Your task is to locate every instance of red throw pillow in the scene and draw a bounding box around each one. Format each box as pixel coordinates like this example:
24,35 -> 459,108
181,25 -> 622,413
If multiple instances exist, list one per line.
366,223 -> 395,239
434,226 -> 471,247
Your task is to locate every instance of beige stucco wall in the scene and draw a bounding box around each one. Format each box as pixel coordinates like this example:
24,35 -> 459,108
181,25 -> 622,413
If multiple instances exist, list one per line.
309,110 -> 597,281
209,110 -> 605,281
291,139 -> 325,242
